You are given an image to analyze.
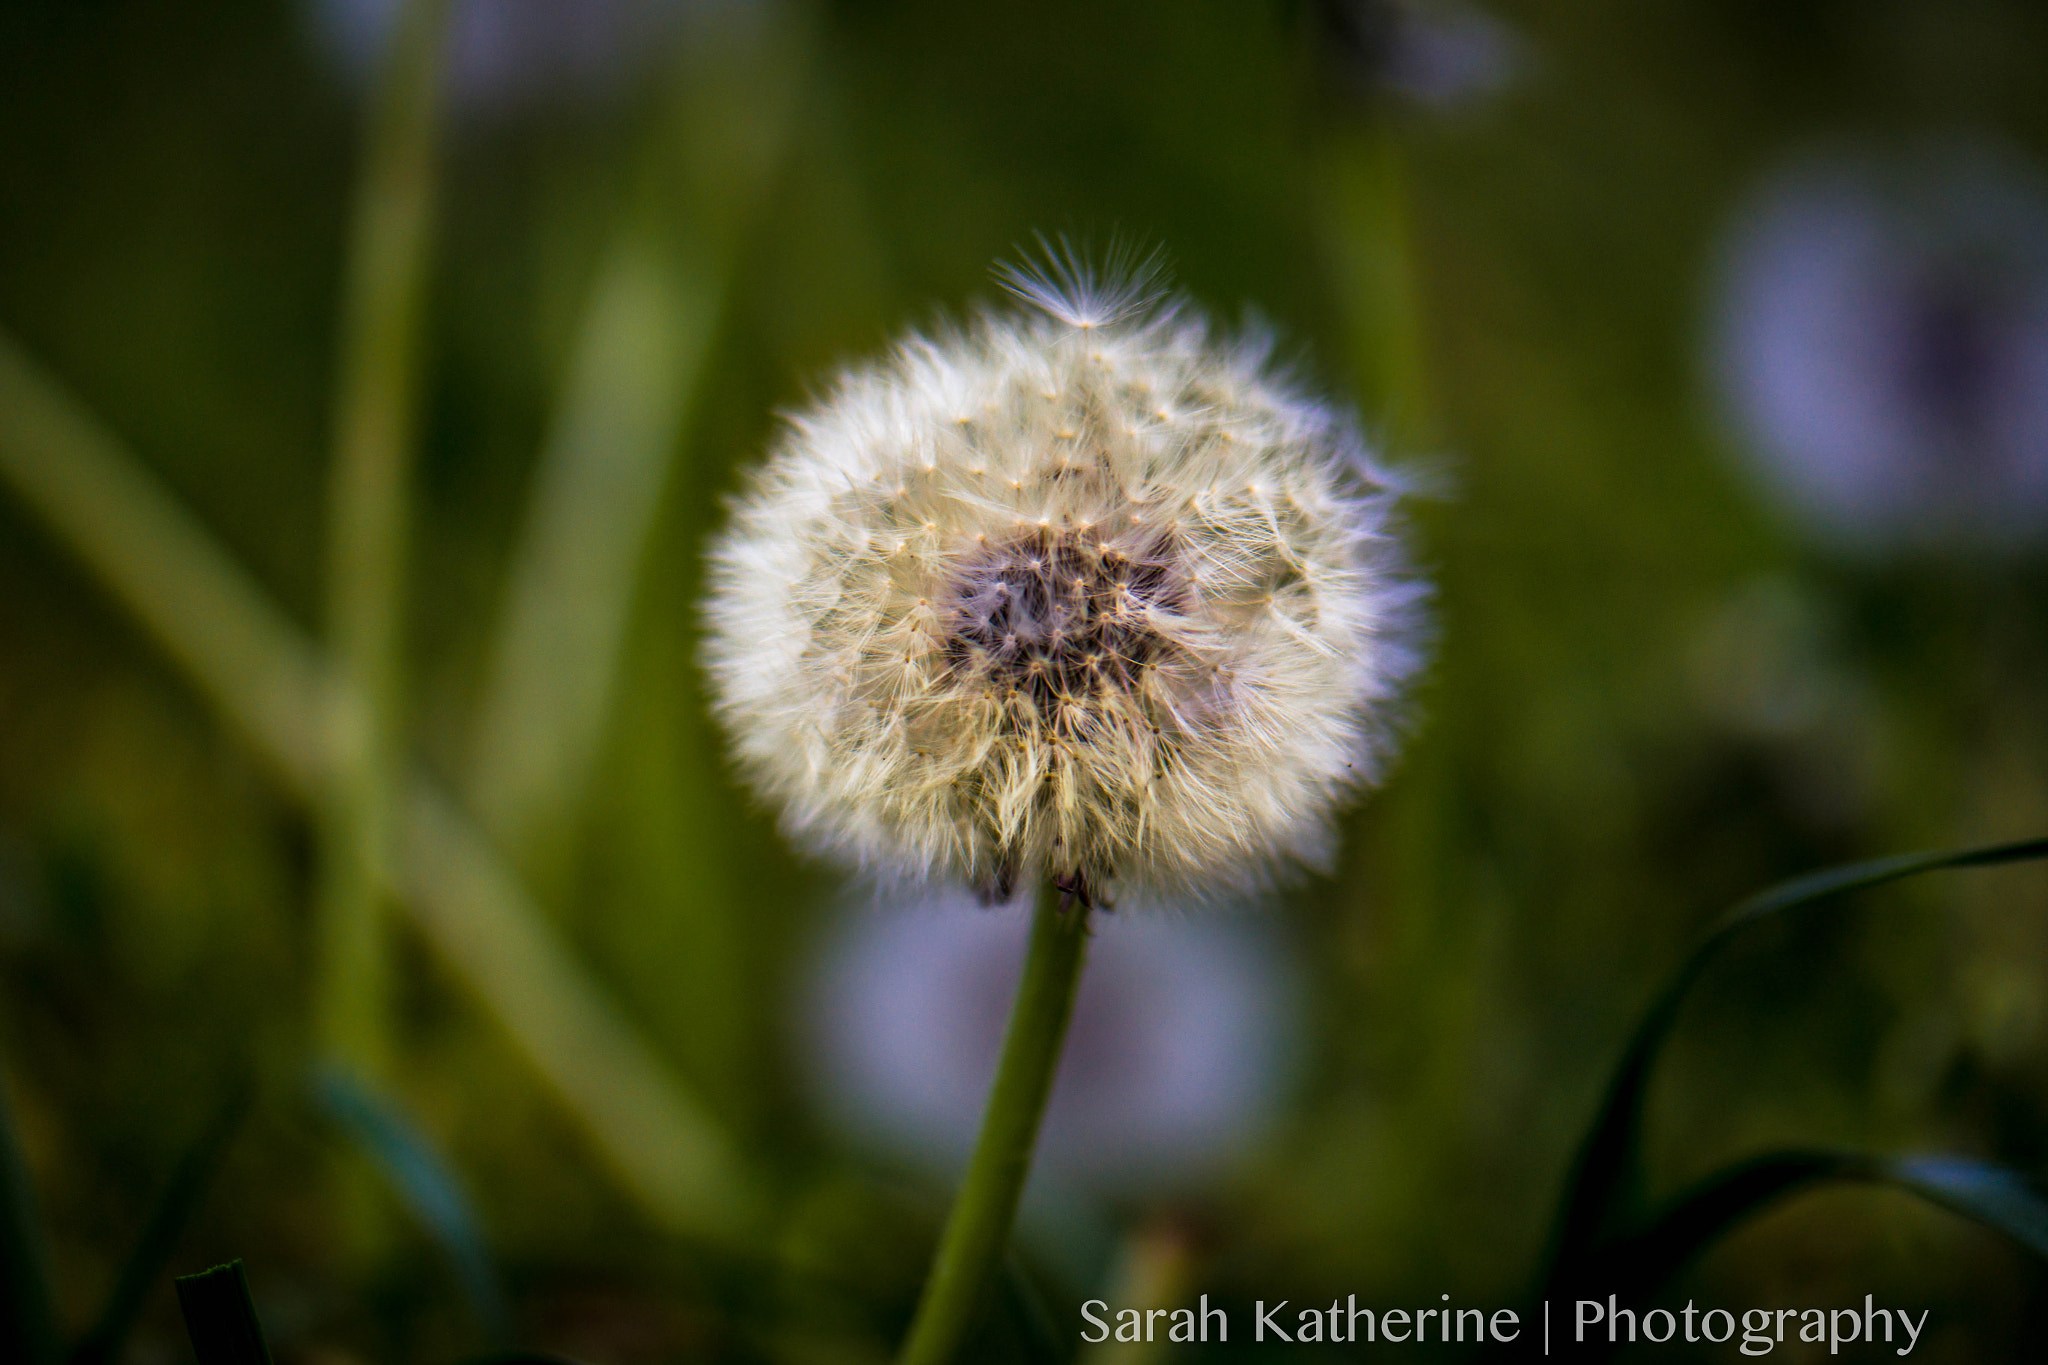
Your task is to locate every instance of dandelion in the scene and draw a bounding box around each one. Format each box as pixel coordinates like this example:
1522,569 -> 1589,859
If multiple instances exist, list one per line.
704,250 -> 1419,1365
703,252 -> 1421,909
1707,137 -> 2048,551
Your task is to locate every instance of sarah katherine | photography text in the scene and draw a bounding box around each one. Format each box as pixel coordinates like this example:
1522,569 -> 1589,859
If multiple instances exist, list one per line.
1080,1293 -> 1933,1355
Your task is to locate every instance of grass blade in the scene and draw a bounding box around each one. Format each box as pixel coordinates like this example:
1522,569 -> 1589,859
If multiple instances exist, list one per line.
1566,1150 -> 1847,1306
1551,1148 -> 2048,1365
1320,123 -> 1429,447
0,331 -> 330,795
467,234 -> 696,861
398,781 -> 762,1239
1547,834 -> 2048,1282
468,5 -> 817,875
173,1262 -> 272,1365
0,330 -> 757,1241
1885,1155 -> 2048,1259
68,1080 -> 252,1365
0,1069 -> 56,1365
314,0 -> 454,1090
312,1070 -> 511,1345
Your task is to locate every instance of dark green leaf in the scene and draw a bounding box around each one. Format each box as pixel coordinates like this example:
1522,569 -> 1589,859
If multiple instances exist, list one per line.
69,1078 -> 251,1365
1551,1150 -> 2048,1364
1602,1153 -> 2048,1295
173,1261 -> 272,1365
1545,834 -> 2048,1284
0,1071 -> 57,1365
1569,1150 -> 1847,1303
312,1068 -> 512,1346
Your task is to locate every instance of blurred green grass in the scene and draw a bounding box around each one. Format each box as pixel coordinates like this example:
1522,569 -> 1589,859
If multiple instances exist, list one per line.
2,1 -> 2048,1360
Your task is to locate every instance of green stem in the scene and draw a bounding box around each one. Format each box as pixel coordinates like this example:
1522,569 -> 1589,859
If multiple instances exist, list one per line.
315,0 -> 452,1086
897,886 -> 1092,1365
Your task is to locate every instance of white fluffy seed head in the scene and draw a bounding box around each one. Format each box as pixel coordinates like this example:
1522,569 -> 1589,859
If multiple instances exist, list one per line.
702,259 -> 1424,903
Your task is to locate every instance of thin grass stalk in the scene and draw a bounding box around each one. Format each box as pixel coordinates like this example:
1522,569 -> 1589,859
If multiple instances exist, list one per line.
0,335 -> 331,790
315,0 -> 453,1087
1322,123 -> 1429,449
466,233 -> 693,865
897,888 -> 1092,1365
467,6 -> 818,869
173,1263 -> 272,1365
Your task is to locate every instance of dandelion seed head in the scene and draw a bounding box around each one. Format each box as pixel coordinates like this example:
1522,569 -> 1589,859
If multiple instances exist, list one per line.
703,255 -> 1423,901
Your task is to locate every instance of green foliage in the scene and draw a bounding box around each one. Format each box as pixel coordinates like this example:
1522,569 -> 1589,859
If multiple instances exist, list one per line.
1550,835 -> 2048,1278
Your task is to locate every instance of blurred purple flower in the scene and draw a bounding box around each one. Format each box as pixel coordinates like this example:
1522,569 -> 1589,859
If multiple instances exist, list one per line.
306,0 -> 735,115
1707,138 -> 2048,551
800,891 -> 1301,1197
1313,0 -> 1522,110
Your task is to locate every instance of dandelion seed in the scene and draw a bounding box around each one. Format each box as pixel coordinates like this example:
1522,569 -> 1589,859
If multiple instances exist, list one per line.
702,253 -> 1423,903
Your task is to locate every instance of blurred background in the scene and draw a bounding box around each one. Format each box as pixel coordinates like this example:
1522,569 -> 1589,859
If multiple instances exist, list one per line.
3,1 -> 2048,1360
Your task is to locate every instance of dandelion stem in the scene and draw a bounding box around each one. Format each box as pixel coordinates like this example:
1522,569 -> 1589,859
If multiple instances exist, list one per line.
897,886 -> 1092,1365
